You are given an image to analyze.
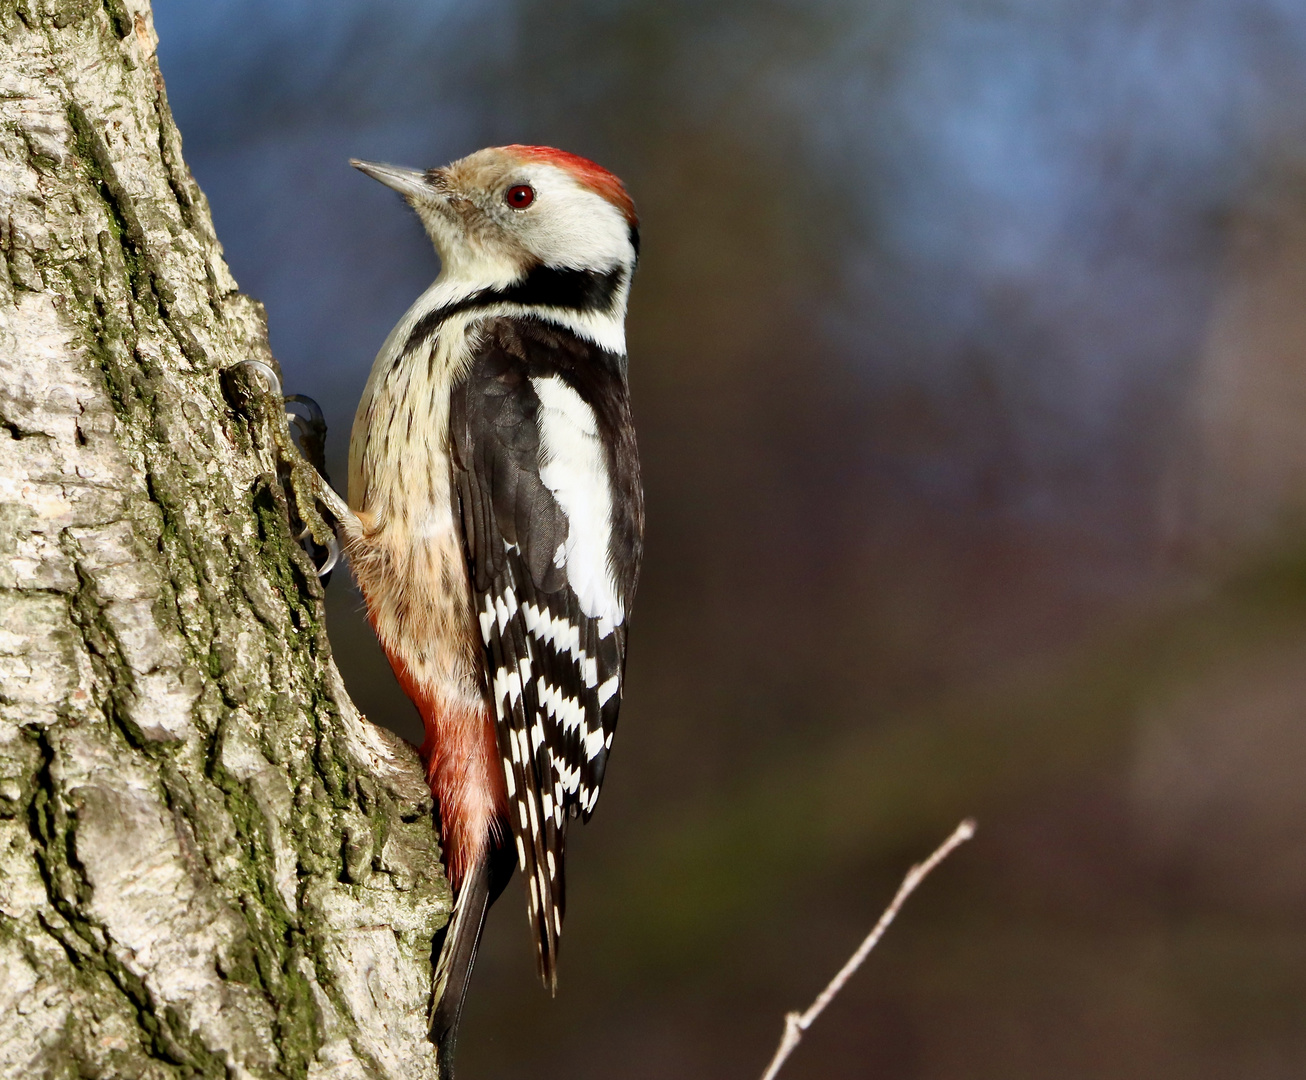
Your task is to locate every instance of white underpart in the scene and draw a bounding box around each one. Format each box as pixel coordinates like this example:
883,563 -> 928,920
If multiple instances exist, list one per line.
532,375 -> 624,635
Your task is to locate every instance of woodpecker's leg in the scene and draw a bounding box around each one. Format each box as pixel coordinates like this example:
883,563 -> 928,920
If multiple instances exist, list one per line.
283,394 -> 341,578
228,360 -> 355,575
431,838 -> 516,1079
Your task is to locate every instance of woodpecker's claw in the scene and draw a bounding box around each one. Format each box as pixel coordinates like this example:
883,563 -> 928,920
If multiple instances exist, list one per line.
235,358 -> 283,397
228,360 -> 342,581
286,394 -> 328,461
317,532 -> 341,577
285,393 -> 324,425
294,521 -> 340,577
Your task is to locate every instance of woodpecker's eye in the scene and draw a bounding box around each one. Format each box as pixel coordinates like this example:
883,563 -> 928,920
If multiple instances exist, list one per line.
505,184 -> 535,209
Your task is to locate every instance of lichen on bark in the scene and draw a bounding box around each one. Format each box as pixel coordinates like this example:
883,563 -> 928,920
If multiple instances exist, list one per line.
0,3 -> 451,1077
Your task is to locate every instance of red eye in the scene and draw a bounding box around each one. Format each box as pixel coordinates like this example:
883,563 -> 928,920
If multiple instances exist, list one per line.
505,184 -> 535,209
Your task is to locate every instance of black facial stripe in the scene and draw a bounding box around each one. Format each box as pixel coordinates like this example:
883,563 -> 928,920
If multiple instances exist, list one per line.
504,264 -> 625,312
404,265 -> 626,357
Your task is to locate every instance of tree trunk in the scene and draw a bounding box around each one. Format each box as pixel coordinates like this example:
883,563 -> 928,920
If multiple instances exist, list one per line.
0,3 -> 450,1077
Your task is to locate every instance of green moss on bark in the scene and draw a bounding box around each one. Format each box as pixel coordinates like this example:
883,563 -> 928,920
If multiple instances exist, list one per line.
0,5 -> 449,1078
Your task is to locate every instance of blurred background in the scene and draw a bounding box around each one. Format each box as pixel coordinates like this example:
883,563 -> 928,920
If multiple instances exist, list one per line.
154,1 -> 1306,1076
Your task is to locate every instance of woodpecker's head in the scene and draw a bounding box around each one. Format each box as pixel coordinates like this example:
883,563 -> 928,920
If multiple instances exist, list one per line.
352,146 -> 638,288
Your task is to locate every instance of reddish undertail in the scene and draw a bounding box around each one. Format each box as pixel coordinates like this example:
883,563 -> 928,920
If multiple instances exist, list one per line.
381,632 -> 515,1079
380,638 -> 507,886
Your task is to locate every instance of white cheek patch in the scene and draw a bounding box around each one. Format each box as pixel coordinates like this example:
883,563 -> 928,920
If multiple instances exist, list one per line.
532,376 -> 624,630
526,175 -> 632,276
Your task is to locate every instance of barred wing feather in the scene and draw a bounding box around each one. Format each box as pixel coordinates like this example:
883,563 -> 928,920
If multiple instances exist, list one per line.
449,317 -> 642,988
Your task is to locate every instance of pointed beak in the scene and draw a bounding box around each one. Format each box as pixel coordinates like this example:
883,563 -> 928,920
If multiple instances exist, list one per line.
350,159 -> 437,202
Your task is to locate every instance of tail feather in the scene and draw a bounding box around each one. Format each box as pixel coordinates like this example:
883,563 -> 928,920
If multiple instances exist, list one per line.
430,842 -> 515,1079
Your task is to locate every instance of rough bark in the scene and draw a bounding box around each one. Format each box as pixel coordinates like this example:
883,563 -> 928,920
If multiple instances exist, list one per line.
0,3 -> 451,1077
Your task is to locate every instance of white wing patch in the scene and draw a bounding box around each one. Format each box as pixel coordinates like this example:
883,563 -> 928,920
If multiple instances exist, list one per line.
532,375 -> 624,634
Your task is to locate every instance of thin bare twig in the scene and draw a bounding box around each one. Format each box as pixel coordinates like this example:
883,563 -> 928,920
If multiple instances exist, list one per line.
759,818 -> 977,1080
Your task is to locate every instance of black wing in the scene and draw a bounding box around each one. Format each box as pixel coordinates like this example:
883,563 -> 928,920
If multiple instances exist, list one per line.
450,316 -> 643,989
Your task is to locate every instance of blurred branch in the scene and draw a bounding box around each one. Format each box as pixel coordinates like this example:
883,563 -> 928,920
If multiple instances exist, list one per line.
759,818 -> 977,1080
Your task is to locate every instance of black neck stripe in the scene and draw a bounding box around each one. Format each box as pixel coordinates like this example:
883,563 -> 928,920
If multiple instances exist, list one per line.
405,264 -> 625,357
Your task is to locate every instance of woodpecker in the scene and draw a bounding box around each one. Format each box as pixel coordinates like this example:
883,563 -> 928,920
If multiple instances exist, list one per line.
332,145 -> 643,1075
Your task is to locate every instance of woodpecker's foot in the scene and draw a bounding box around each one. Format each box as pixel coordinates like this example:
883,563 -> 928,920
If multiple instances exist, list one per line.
227,360 -> 345,578
282,393 -> 340,577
